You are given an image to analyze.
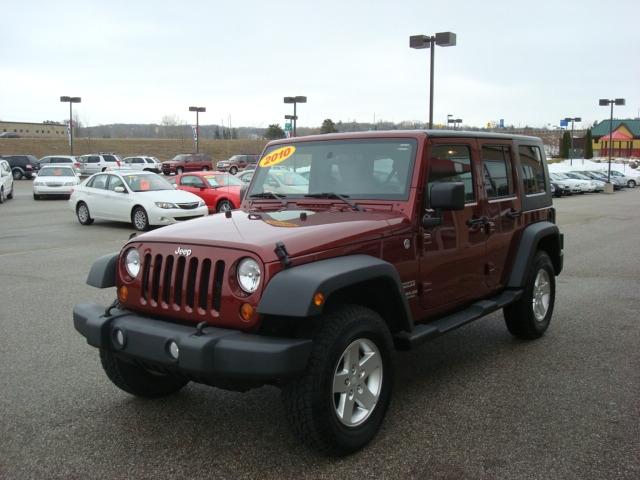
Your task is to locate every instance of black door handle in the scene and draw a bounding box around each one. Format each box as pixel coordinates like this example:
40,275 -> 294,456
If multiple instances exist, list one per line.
506,209 -> 521,219
466,216 -> 486,227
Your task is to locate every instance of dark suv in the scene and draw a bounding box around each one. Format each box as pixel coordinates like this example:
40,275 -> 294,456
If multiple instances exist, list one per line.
74,131 -> 563,455
0,154 -> 40,179
161,153 -> 212,175
216,154 -> 260,174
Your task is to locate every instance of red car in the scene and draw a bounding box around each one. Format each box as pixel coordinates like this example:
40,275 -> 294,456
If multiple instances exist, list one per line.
175,171 -> 243,213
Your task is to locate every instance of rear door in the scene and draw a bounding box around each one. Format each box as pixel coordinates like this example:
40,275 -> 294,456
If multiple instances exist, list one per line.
419,138 -> 488,313
478,141 -> 520,290
85,173 -> 109,216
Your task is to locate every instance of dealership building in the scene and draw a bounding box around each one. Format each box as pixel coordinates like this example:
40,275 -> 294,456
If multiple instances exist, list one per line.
592,119 -> 640,158
0,121 -> 67,138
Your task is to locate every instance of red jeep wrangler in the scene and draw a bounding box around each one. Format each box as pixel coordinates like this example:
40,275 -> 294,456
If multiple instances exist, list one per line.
74,131 -> 563,454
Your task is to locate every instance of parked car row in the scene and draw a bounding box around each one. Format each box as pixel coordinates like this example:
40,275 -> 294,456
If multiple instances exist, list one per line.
548,168 -> 638,197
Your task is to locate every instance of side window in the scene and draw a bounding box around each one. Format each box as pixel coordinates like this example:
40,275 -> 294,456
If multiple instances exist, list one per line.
181,175 -> 204,187
519,146 -> 546,195
481,146 -> 513,198
90,174 -> 108,189
427,145 -> 475,205
107,175 -> 125,191
88,156 -> 100,164
40,158 -> 50,164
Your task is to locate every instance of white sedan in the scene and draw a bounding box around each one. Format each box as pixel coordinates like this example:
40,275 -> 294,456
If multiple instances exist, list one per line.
33,165 -> 81,199
69,171 -> 208,230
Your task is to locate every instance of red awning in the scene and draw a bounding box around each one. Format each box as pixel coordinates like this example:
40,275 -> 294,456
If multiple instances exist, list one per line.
605,128 -> 633,140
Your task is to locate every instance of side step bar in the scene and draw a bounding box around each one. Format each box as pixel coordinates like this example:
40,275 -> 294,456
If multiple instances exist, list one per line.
393,289 -> 523,350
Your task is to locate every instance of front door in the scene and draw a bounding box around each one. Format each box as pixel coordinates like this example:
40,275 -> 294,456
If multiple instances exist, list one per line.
419,139 -> 488,313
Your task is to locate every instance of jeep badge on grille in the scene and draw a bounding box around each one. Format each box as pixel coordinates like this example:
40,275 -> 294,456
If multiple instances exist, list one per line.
174,247 -> 192,257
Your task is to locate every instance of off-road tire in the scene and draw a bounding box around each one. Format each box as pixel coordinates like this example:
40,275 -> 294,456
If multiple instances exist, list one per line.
99,349 -> 188,398
504,251 -> 555,339
132,206 -> 149,231
76,201 -> 94,225
282,305 -> 394,455
216,199 -> 233,213
229,166 -> 238,175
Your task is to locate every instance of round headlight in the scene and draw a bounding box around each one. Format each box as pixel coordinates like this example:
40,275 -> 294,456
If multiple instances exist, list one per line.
237,258 -> 261,293
125,248 -> 141,278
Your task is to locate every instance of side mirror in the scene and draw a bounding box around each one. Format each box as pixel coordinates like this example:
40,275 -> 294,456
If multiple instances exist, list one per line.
430,182 -> 465,210
114,186 -> 126,193
422,182 -> 465,229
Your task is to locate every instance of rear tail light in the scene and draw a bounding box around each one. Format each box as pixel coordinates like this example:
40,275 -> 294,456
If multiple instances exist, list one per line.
116,160 -> 121,166
74,162 -> 80,168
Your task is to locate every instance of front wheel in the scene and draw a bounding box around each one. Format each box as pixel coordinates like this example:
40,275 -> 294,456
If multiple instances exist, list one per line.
100,349 -> 188,398
176,167 -> 183,175
33,193 -> 40,200
132,206 -> 149,231
0,187 -> 4,204
282,305 -> 394,455
12,169 -> 23,180
628,180 -> 636,188
229,166 -> 238,175
504,251 -> 555,339
216,199 -> 233,213
202,166 -> 209,171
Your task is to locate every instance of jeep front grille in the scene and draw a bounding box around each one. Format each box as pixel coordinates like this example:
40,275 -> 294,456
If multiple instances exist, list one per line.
140,253 -> 225,314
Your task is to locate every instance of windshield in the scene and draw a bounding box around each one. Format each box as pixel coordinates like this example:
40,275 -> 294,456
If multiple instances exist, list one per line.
171,154 -> 188,161
551,173 -> 567,179
121,173 -> 173,192
39,166 -> 75,177
248,139 -> 417,200
204,174 -> 244,187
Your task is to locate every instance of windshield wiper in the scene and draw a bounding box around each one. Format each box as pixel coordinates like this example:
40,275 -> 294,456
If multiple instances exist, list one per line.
249,191 -> 288,206
304,192 -> 362,211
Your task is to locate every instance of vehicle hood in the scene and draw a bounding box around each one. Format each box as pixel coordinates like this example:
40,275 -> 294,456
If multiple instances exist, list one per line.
135,189 -> 203,203
133,207 -> 411,263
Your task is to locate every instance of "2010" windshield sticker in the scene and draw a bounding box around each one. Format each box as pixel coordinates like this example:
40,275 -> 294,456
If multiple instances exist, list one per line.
259,146 -> 296,167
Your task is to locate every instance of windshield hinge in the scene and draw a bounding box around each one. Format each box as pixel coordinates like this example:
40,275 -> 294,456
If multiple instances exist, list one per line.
274,241 -> 292,269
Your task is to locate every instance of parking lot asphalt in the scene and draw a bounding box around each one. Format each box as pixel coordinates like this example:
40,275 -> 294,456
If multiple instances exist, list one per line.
1,181 -> 639,480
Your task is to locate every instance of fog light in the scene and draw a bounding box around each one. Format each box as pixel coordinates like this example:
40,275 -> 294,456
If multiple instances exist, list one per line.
168,341 -> 179,360
313,292 -> 325,307
240,303 -> 254,322
114,329 -> 125,347
118,286 -> 128,302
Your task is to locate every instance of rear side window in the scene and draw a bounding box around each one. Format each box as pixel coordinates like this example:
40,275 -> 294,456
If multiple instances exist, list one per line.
88,156 -> 100,163
482,146 -> 513,198
427,145 -> 475,204
519,145 -> 545,195
103,155 -> 117,162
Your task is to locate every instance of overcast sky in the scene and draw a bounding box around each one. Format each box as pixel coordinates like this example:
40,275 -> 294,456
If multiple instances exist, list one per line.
1,0 -> 638,129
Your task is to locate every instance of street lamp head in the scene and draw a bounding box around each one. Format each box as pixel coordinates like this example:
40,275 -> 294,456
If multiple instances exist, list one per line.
614,98 -> 625,106
70,97 -> 81,103
574,117 -> 582,122
285,115 -> 297,120
409,35 -> 430,49
284,97 -> 295,104
294,96 -> 307,103
435,32 -> 456,47
599,99 -> 610,106
60,96 -> 71,102
189,106 -> 206,112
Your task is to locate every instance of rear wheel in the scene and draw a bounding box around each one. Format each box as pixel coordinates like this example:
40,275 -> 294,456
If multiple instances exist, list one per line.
76,201 -> 94,225
216,199 -> 233,213
0,187 -> 5,204
628,179 -> 636,188
132,206 -> 149,231
202,166 -> 209,171
282,305 -> 394,455
504,251 -> 555,339
100,349 -> 188,398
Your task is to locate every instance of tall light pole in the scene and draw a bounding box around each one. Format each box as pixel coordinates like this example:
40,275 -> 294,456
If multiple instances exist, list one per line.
60,96 -> 81,155
189,106 -> 206,153
563,116 -> 582,165
284,96 -> 306,137
599,98 -> 625,187
410,32 -> 457,129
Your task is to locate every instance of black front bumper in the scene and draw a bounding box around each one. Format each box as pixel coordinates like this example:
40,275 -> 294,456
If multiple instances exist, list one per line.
73,303 -> 312,382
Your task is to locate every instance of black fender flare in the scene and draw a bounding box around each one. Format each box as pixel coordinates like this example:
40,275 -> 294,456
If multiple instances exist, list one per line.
257,255 -> 413,331
87,252 -> 118,288
507,221 -> 563,288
